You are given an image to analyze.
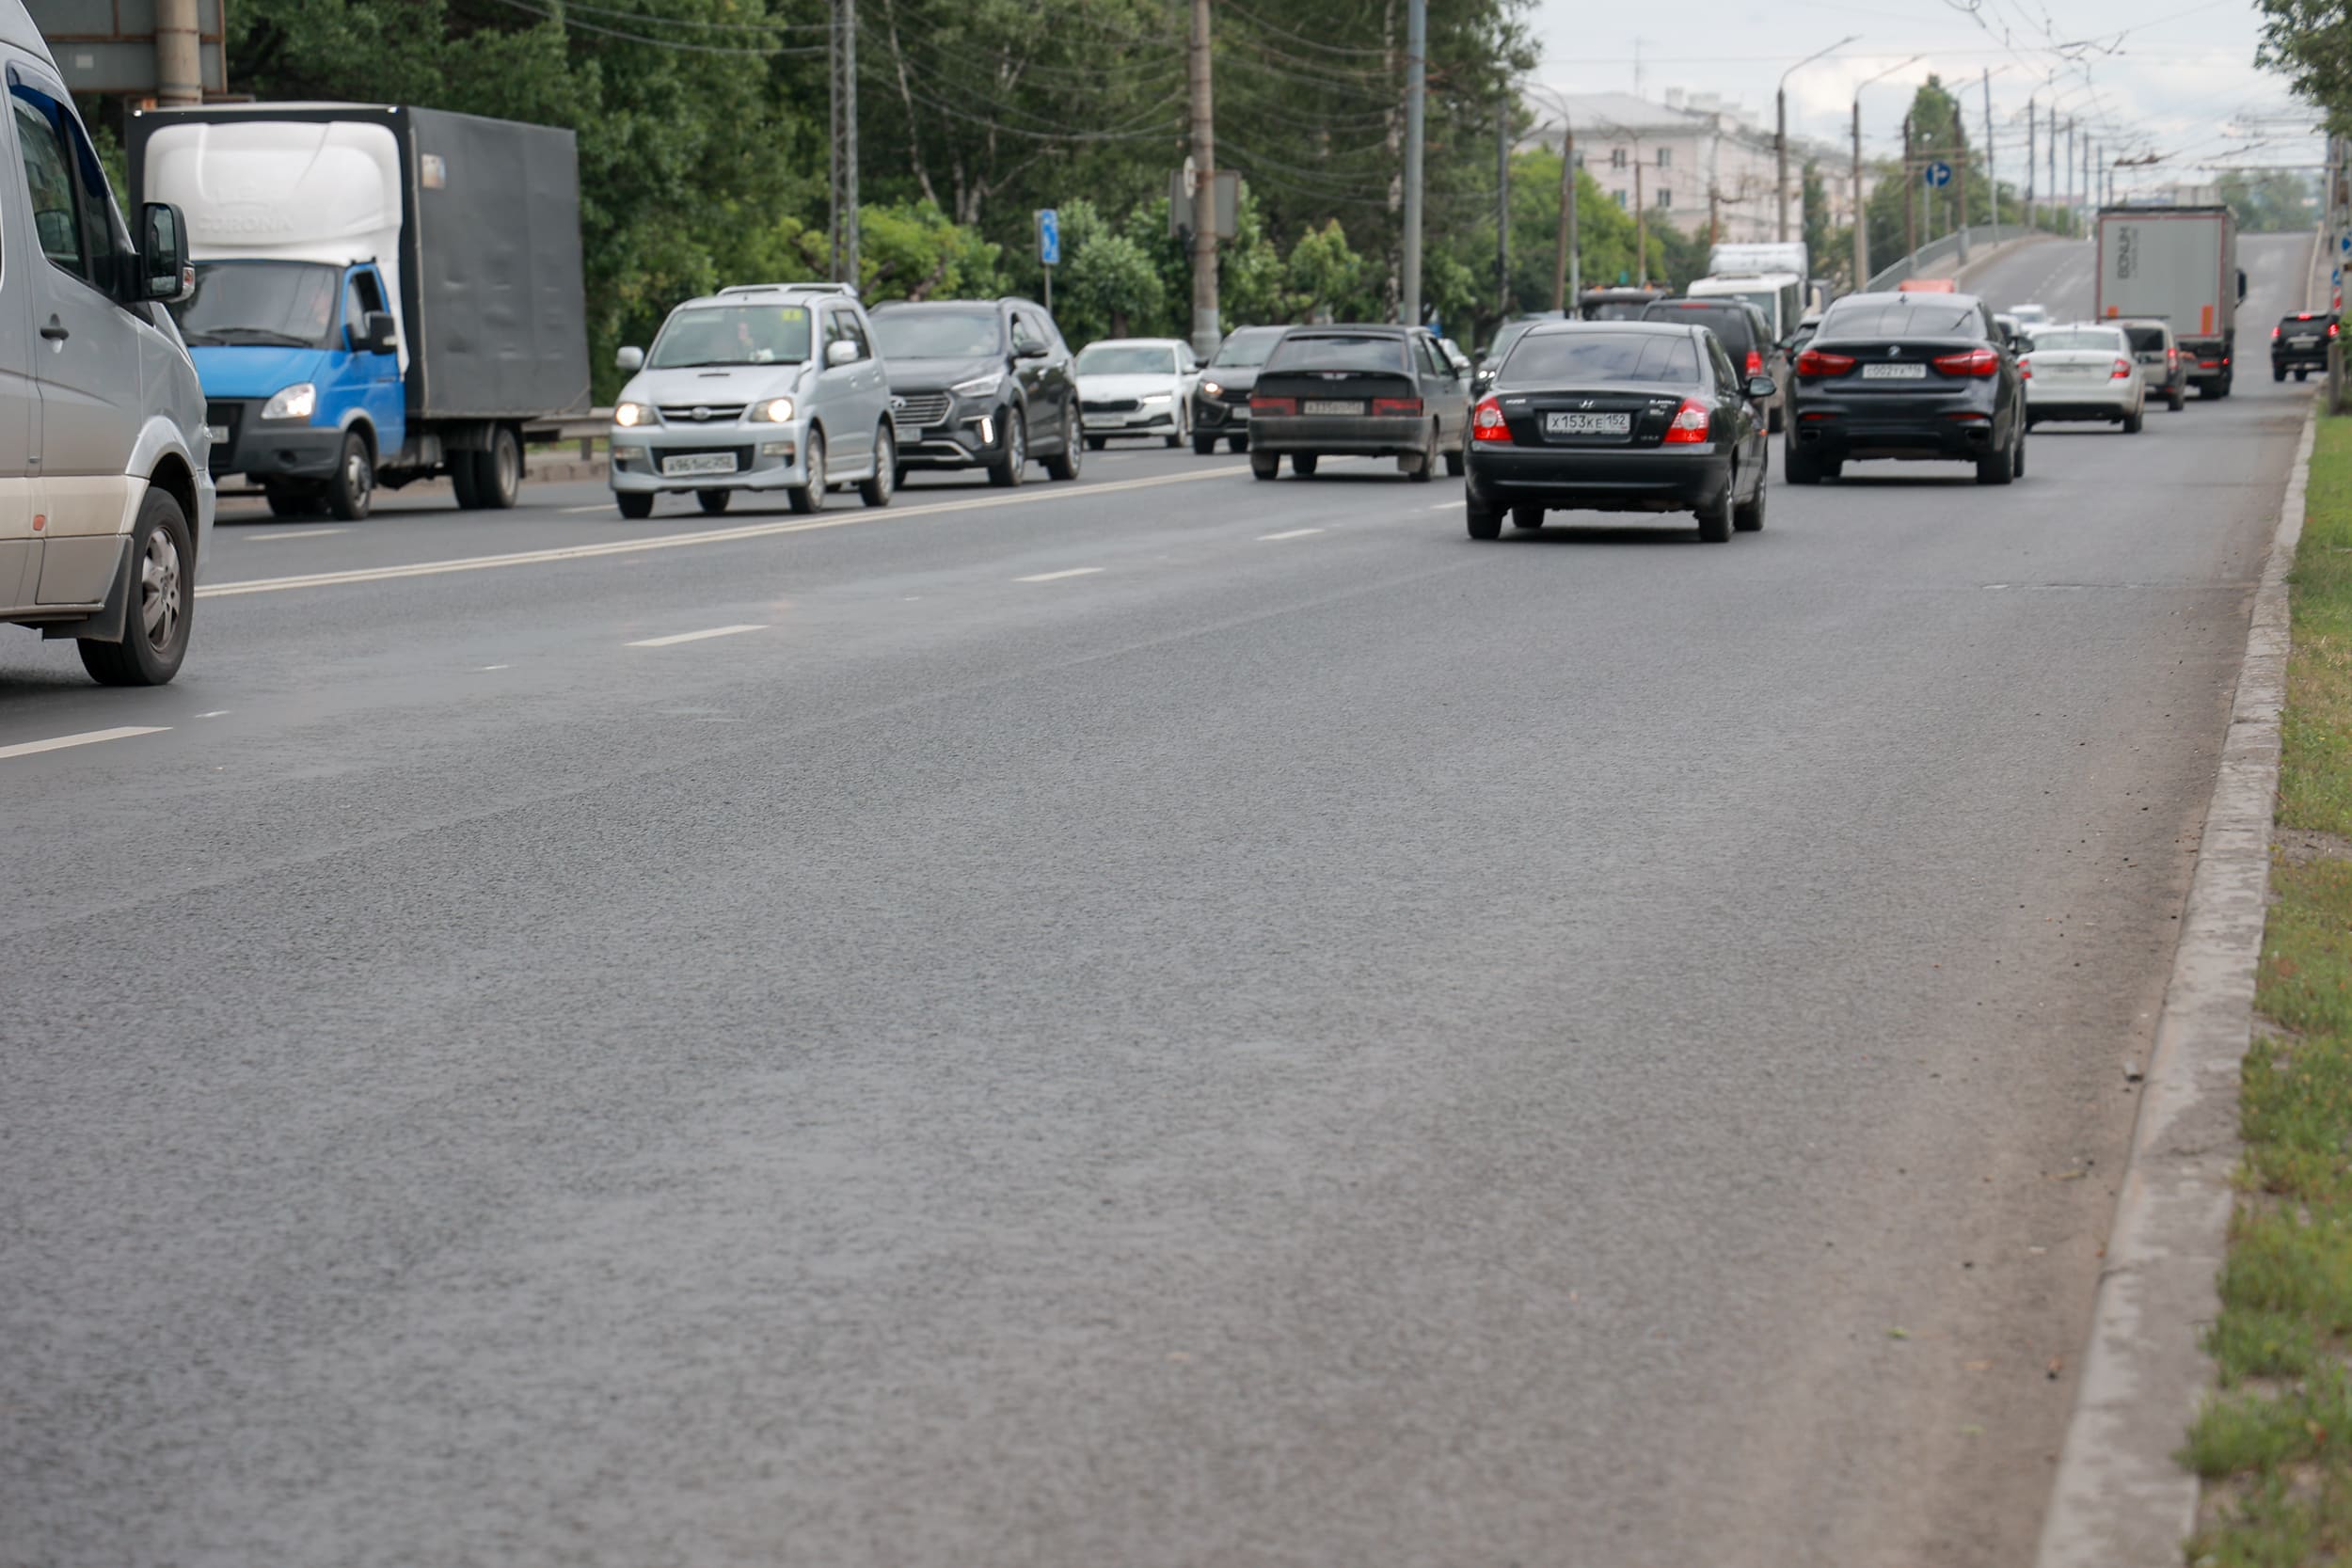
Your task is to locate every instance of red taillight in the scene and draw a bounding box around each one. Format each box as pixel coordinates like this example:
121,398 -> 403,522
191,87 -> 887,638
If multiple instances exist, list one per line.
1661,398 -> 1711,445
1249,396 -> 1295,416
2332,323 -> 2342,339
1744,350 -> 1762,376
1795,348 -> 1854,378
2273,326 -> 2282,341
2168,348 -> 2179,368
1931,346 -> 2000,378
2111,357 -> 2135,381
1471,396 -> 1511,443
2019,358 -> 2033,381
1370,397 -> 1422,417
2199,360 -> 2219,370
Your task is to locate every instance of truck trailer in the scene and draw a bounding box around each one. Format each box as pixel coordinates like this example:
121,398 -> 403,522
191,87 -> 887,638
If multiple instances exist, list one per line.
2095,204 -> 2245,399
127,103 -> 592,519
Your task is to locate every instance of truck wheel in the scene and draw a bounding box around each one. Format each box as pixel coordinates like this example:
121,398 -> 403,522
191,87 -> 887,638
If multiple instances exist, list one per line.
451,455 -> 483,510
697,489 -> 731,514
326,431 -> 374,520
860,426 -> 896,507
469,426 -> 522,510
615,492 -> 654,519
78,488 -> 193,687
787,431 -> 827,515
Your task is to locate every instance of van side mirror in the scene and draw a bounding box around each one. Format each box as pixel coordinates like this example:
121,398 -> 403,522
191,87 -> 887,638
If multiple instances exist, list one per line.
135,202 -> 190,303
825,338 -> 859,367
358,311 -> 398,355
2237,268 -> 2249,303
616,345 -> 644,372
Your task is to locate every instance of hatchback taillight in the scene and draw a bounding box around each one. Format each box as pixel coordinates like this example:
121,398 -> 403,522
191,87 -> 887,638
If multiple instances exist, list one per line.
1250,396 -> 1295,416
1370,397 -> 1423,417
1931,346 -> 2001,377
1661,398 -> 1712,445
1795,349 -> 1854,378
1471,396 -> 1511,443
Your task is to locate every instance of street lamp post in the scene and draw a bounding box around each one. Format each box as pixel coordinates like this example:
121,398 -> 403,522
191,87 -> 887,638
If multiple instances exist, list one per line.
1852,56 -> 1923,290
1778,35 -> 1859,244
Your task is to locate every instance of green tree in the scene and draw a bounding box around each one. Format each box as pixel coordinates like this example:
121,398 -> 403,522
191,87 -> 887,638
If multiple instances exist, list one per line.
2218,170 -> 2319,232
2259,0 -> 2352,134
1801,162 -> 1832,275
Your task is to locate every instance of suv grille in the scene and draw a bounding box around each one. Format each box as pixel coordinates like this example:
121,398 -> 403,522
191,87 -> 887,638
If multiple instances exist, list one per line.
892,392 -> 951,432
658,404 -> 748,424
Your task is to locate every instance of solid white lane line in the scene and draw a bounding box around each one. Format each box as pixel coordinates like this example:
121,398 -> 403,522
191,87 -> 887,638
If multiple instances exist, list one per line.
243,527 -> 348,542
1015,567 -> 1104,582
199,466 -> 1250,599
627,624 -> 769,648
1258,528 -> 1327,540
0,725 -> 169,761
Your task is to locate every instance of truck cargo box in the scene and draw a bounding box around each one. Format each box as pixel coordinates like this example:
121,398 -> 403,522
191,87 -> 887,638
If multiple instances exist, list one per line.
2096,205 -> 2236,342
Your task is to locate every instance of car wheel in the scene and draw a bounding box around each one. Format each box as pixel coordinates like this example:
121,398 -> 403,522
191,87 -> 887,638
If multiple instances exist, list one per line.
2297,368 -> 2311,383
469,425 -> 522,511
615,491 -> 655,519
1228,434 -> 1248,453
697,489 -> 732,514
787,431 -> 827,514
861,426 -> 897,507
1511,504 -> 1543,530
1191,431 -> 1216,455
325,430 -> 374,521
1977,436 -> 2016,486
2123,408 -> 2143,435
2169,387 -> 2185,411
1466,498 -> 1502,540
1445,446 -> 1467,477
1768,404 -> 1784,436
263,483 -> 318,519
1784,444 -> 1820,485
1086,435 -> 1106,451
2013,427 -> 2026,478
1733,470 -> 1766,532
2277,366 -> 2289,383
1293,453 -> 1320,478
78,487 -> 193,687
1044,409 -> 1082,481
1822,457 -> 1844,481
1696,469 -> 1735,542
987,408 -> 1027,487
1250,451 -> 1279,481
1166,407 -> 1186,450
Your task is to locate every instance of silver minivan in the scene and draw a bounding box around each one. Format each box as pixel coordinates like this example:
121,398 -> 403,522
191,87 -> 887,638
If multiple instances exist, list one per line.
608,282 -> 896,518
0,0 -> 212,685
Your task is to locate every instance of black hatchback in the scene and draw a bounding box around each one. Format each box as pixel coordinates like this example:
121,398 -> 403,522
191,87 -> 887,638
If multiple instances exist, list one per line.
1785,291 -> 2024,486
1463,321 -> 1774,543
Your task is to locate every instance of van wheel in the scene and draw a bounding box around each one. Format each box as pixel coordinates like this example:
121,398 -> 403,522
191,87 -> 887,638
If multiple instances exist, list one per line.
616,492 -> 655,519
788,432 -> 827,514
78,488 -> 193,687
860,426 -> 897,507
469,426 -> 522,510
697,489 -> 732,514
327,431 -> 373,520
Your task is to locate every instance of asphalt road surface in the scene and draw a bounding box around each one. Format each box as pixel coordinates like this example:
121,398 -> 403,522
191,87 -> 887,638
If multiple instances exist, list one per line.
0,233 -> 2318,1568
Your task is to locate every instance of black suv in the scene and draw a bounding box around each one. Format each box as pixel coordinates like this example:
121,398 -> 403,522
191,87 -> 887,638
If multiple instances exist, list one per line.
1190,325 -> 1288,454
1641,297 -> 1784,433
2273,312 -> 2338,382
868,298 -> 1082,485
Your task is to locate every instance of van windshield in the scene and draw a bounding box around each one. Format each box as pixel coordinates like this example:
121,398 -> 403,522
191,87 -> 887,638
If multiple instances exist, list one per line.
172,261 -> 342,349
650,305 -> 813,368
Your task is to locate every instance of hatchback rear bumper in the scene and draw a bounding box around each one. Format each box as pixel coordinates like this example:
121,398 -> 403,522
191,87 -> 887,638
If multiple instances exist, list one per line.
1466,443 -> 1729,512
1251,414 -> 1429,457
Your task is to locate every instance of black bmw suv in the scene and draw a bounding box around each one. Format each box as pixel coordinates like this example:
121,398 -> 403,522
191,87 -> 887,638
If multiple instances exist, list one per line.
2273,312 -> 2338,382
869,298 -> 1082,486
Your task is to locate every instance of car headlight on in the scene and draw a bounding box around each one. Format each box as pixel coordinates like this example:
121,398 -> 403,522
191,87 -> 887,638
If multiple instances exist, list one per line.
612,401 -> 651,428
1200,380 -> 1224,397
951,372 -> 1005,401
746,397 -> 795,424
1139,392 -> 1172,405
261,382 -> 316,421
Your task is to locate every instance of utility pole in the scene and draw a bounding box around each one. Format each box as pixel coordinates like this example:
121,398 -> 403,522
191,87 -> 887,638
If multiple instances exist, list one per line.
155,0 -> 200,105
1496,100 -> 1510,320
2026,98 -> 2036,225
1552,121 -> 1578,310
1852,101 -> 1866,287
1955,147 -> 1970,261
842,0 -> 858,285
1400,0 -> 1426,327
2064,119 -> 2074,231
2048,104 -> 2058,230
1776,37 -> 1857,245
1188,0 -> 1219,359
1982,71 -> 1996,228
1635,150 -> 1648,287
1902,114 -> 1915,265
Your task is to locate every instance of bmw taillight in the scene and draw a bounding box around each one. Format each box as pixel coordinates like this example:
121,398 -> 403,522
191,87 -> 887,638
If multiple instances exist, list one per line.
1661,398 -> 1712,445
1795,348 -> 1855,378
1471,395 -> 1511,443
1931,346 -> 2001,377
1370,397 -> 1423,417
2111,357 -> 2135,380
1249,396 -> 1295,416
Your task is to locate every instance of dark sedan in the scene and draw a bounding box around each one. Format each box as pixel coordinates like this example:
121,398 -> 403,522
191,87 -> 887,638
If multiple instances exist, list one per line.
1248,325 -> 1469,481
1462,321 -> 1773,544
1190,325 -> 1288,453
1784,291 -> 2024,486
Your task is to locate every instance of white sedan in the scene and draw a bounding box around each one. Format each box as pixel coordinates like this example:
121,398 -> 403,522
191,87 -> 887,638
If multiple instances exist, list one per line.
1075,338 -> 1200,449
2021,323 -> 2145,434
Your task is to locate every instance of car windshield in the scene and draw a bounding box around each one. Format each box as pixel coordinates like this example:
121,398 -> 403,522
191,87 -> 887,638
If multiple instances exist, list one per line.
1211,330 -> 1284,368
2281,316 -> 2330,332
171,261 -> 342,348
650,305 -> 812,368
2026,329 -> 2125,353
1503,331 -> 1702,386
1821,299 -> 1980,339
2122,325 -> 2168,354
1263,335 -> 1406,373
1076,344 -> 1177,376
873,309 -> 1003,359
1584,300 -> 1654,322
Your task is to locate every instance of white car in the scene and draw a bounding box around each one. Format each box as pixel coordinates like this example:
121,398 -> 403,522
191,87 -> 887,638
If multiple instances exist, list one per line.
1075,337 -> 1200,449
2010,302 -> 2051,329
2020,323 -> 2145,433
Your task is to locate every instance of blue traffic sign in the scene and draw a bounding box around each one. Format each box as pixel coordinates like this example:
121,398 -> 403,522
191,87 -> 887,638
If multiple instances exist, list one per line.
1037,209 -> 1061,268
1923,161 -> 1953,188
2339,232 -> 2349,254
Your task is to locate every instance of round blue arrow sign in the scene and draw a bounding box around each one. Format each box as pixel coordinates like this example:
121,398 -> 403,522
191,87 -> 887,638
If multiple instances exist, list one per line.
1923,161 -> 1953,188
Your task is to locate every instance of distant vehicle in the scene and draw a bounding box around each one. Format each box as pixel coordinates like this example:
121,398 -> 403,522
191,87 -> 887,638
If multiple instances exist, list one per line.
1788,312 -> 1824,356
1992,313 -> 2025,351
1897,277 -> 1959,293
0,0 -> 212,687
2019,323 -> 2145,434
1707,240 -> 1807,279
869,297 -> 1083,486
2010,303 -> 2052,329
1688,270 -> 1804,347
2118,318 -> 2187,408
1437,336 -> 1474,381
1577,286 -> 1670,322
1786,290 -> 2025,486
1247,325 -> 1468,482
2272,311 -> 2337,382
1190,325 -> 1286,454
607,284 -> 893,519
1074,337 -> 1200,450
2096,204 -> 2244,398
1640,297 -> 1784,433
1474,311 -> 1565,396
1462,321 -> 1772,544
133,103 -> 591,520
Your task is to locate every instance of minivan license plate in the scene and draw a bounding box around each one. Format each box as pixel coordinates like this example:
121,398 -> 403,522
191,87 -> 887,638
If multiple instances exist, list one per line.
1861,362 -> 1928,380
1302,400 -> 1362,416
662,452 -> 738,477
1545,411 -> 1630,436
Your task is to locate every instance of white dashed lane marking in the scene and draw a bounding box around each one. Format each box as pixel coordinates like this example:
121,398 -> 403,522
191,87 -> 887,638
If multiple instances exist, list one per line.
1259,528 -> 1327,540
1015,567 -> 1105,582
0,725 -> 170,762
626,625 -> 769,648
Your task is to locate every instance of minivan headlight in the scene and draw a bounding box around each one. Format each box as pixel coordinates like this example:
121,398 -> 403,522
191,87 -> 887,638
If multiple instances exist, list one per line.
261,382 -> 316,421
612,401 -> 652,428
746,397 -> 795,424
951,372 -> 1004,401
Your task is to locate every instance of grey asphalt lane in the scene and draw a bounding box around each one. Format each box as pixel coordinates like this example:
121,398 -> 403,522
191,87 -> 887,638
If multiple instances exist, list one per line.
0,235 -> 2317,1568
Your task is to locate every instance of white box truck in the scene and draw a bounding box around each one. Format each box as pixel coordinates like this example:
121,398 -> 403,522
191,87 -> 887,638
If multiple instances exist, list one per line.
2096,205 -> 2245,398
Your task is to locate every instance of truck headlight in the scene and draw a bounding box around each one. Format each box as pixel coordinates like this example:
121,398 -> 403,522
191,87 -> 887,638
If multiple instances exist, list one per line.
746,397 -> 795,424
951,372 -> 1004,401
261,382 -> 316,421
612,402 -> 651,428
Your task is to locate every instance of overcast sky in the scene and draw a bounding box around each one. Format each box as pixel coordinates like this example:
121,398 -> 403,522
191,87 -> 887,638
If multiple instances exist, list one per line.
1527,0 -> 2317,197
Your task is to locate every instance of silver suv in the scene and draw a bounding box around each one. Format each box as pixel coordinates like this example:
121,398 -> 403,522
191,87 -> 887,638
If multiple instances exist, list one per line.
2116,318 -> 2185,412
609,283 -> 896,518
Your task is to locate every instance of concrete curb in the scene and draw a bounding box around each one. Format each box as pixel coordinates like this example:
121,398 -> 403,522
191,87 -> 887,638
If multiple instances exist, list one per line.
2031,402 -> 2316,1567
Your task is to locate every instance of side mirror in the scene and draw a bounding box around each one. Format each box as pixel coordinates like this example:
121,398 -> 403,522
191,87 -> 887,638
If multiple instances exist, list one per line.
1745,375 -> 1777,401
1016,341 -> 1050,360
616,345 -> 644,372
358,311 -> 398,355
2238,269 -> 2249,303
135,201 -> 190,303
826,338 -> 859,367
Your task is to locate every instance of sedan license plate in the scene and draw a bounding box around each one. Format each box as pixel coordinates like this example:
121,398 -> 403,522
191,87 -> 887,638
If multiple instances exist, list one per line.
1301,399 -> 1362,416
1861,362 -> 1928,380
661,452 -> 738,477
1545,411 -> 1631,436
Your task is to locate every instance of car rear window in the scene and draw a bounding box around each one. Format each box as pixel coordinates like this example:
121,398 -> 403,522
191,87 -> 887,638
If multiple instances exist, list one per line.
2121,325 -> 2167,354
1820,299 -> 1981,340
2027,328 -> 2126,353
1263,335 -> 1406,373
1502,331 -> 1702,386
1642,304 -> 1757,352
2281,315 -> 2331,330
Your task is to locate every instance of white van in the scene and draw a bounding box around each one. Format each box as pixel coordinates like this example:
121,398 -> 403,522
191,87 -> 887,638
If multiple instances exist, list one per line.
0,0 -> 211,685
1687,272 -> 1804,347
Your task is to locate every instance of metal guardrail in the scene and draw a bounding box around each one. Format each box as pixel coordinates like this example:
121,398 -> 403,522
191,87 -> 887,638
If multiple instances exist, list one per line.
524,407 -> 613,458
1864,225 -> 2043,293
